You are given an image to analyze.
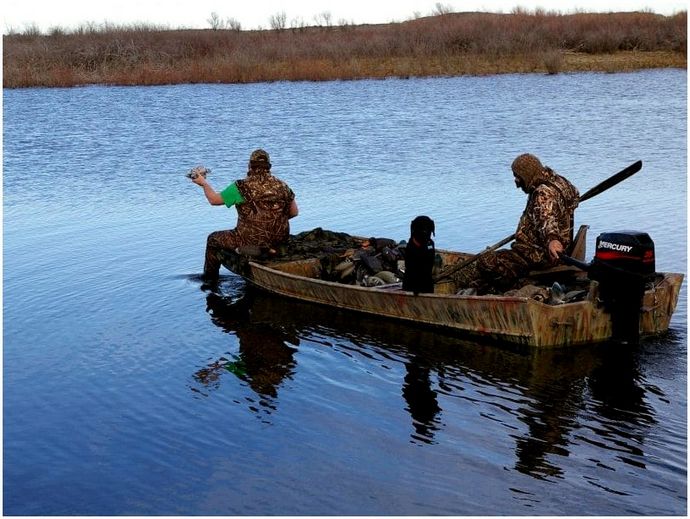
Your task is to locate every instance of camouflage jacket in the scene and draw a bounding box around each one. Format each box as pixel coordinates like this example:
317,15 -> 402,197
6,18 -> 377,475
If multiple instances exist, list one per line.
511,168 -> 579,265
234,169 -> 295,247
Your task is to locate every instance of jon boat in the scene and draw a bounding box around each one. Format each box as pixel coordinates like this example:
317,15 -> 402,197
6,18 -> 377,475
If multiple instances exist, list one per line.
219,226 -> 683,348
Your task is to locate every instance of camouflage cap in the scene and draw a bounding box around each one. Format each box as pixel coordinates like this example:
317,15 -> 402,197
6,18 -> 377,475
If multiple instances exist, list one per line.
250,149 -> 270,164
511,153 -> 544,188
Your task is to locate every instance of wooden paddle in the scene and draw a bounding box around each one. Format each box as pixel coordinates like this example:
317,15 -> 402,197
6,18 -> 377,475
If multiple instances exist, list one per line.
433,160 -> 643,283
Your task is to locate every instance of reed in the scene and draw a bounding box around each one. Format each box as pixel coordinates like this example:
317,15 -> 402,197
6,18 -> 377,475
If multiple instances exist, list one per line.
3,10 -> 686,88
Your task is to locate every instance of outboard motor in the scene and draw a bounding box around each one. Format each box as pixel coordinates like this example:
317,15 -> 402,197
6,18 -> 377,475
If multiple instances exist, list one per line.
588,231 -> 655,344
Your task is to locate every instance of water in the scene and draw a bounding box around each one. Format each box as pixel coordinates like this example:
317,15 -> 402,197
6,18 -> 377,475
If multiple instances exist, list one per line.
3,69 -> 686,515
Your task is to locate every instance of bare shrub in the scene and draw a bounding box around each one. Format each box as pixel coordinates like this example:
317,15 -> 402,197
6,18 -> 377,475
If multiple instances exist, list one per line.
226,18 -> 242,31
22,23 -> 42,37
206,13 -> 241,31
542,50 -> 564,74
269,12 -> 287,31
290,17 -> 307,32
432,3 -> 453,16
314,12 -> 333,27
207,12 -> 222,31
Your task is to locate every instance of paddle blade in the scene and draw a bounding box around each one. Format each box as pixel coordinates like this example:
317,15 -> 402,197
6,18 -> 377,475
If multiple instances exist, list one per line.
578,160 -> 642,202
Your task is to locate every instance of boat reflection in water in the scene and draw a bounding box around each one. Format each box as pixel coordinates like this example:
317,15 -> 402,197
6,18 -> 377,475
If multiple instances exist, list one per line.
194,284 -> 664,479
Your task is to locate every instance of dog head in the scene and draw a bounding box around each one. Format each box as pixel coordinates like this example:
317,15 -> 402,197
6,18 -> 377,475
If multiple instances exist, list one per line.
410,215 -> 435,243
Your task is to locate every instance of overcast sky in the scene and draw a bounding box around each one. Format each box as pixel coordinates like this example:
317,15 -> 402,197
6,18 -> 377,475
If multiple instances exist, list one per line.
3,0 -> 686,33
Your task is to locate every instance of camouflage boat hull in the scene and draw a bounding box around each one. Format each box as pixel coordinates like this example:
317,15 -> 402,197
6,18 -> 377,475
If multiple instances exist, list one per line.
219,249 -> 683,348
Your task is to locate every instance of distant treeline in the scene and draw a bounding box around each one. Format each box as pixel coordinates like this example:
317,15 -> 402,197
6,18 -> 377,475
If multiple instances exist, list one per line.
3,10 -> 686,88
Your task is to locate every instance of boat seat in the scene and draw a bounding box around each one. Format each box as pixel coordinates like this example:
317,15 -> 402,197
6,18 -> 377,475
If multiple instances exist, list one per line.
527,264 -> 585,279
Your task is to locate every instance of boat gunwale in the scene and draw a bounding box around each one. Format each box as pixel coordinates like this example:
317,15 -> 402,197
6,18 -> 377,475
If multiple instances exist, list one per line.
248,259 -> 683,307
249,259 -> 539,304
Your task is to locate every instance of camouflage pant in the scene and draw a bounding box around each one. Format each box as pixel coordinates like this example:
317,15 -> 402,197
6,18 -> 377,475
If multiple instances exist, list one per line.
203,229 -> 245,280
453,249 -> 531,293
204,224 -> 292,279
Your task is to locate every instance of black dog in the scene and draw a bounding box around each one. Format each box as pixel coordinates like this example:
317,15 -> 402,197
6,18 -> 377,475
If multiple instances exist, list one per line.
403,215 -> 435,295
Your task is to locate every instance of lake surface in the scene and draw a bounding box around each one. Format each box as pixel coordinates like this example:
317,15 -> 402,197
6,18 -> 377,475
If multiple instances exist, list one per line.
3,69 -> 687,515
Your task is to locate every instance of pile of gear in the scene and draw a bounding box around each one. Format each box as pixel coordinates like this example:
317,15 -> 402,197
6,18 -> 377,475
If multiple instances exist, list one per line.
229,228 -> 416,287
318,236 -> 407,287
502,281 -> 589,305
289,228 -> 411,287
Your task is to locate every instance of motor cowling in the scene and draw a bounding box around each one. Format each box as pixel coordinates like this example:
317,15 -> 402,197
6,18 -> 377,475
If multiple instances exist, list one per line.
589,231 -> 656,344
593,231 -> 655,275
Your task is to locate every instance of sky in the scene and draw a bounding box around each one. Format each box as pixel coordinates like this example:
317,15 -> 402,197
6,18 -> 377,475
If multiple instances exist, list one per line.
2,0 -> 686,33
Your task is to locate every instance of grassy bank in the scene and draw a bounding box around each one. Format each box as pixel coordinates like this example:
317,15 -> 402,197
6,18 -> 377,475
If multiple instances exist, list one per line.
3,10 -> 686,88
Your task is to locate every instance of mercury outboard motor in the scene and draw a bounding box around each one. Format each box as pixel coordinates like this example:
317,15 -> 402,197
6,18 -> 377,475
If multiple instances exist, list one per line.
588,231 -> 655,344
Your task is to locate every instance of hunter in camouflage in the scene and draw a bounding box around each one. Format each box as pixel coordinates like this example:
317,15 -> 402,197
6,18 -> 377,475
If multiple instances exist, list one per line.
191,149 -> 298,281
454,154 -> 579,293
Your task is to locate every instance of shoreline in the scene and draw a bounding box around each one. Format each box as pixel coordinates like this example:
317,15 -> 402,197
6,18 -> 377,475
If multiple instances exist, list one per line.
3,11 -> 686,89
4,51 -> 685,89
